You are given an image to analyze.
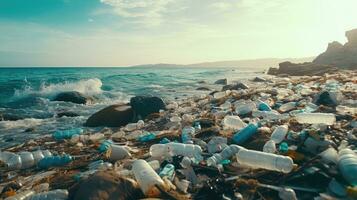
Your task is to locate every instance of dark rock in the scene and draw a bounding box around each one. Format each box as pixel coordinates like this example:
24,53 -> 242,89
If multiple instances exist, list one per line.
313,28 -> 357,69
314,91 -> 338,107
196,87 -> 211,91
69,171 -> 142,200
85,104 -> 134,127
214,78 -> 227,85
268,61 -> 337,76
198,80 -> 207,84
130,96 -> 166,119
0,113 -> 24,121
222,82 -> 249,91
57,111 -> 80,118
252,77 -> 267,82
53,91 -> 92,104
24,127 -> 35,133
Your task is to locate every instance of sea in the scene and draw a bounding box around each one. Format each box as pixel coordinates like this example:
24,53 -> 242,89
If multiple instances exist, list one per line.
0,67 -> 264,149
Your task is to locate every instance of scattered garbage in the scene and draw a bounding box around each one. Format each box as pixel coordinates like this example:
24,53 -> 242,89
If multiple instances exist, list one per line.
0,70 -> 356,200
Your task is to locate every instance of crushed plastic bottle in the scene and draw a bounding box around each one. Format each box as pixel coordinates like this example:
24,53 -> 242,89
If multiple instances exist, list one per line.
236,148 -> 294,173
222,115 -> 247,131
338,148 -> 357,186
232,123 -> 259,145
27,189 -> 68,200
150,143 -> 203,161
295,113 -> 336,125
132,159 -> 166,197
53,128 -> 84,140
206,145 -> 243,167
37,154 -> 73,169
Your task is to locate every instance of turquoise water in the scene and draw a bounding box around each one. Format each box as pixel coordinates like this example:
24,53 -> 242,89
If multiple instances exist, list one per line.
0,67 -> 262,149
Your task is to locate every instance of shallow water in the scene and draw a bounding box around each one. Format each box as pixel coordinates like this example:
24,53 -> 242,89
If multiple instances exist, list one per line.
0,67 -> 263,149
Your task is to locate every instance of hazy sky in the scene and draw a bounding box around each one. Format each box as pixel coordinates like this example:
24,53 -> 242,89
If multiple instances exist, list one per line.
1,0 -> 357,66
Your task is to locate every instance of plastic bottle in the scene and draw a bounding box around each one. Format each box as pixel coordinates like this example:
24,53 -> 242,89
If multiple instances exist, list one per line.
232,123 -> 259,145
138,133 -> 156,142
132,159 -> 166,197
252,110 -> 287,120
149,143 -> 203,161
278,102 -> 296,112
236,148 -> 294,173
37,154 -> 73,169
235,101 -> 256,115
98,140 -> 113,153
319,147 -> 338,164
213,91 -> 228,99
258,184 -> 297,200
125,120 -> 144,131
295,113 -> 336,125
222,115 -> 247,131
207,137 -> 228,154
270,125 -> 288,143
263,140 -> 276,153
181,127 -> 195,144
27,189 -> 68,200
5,190 -> 35,200
206,145 -> 243,167
107,144 -> 131,161
2,150 -> 52,170
159,164 -> 175,181
53,128 -> 84,140
338,148 -> 357,186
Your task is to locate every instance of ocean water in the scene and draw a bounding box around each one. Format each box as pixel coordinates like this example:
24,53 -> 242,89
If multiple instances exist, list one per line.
0,67 -> 263,149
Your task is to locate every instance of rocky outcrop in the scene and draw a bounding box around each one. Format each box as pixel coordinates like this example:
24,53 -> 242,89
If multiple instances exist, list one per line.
267,61 -> 337,76
313,28 -> 357,69
53,91 -> 92,104
214,79 -> 227,85
130,96 -> 166,120
222,82 -> 249,91
84,104 -> 134,127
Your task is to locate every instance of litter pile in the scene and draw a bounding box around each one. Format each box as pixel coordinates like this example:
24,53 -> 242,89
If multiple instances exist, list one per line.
1,71 -> 356,200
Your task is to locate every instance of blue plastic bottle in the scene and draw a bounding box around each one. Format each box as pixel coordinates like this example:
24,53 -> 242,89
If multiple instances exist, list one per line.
98,140 -> 113,153
338,149 -> 357,186
53,128 -> 84,140
38,154 -> 73,169
159,164 -> 175,181
138,133 -> 156,142
160,138 -> 171,144
258,101 -> 272,111
232,123 -> 259,145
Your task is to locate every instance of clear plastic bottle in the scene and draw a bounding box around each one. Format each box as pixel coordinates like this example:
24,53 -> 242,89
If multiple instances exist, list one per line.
107,144 -> 131,161
53,128 -> 84,140
295,113 -> 336,125
338,148 -> 357,186
132,159 -> 166,197
236,148 -> 294,173
206,145 -> 243,167
319,147 -> 338,164
149,143 -> 203,161
278,102 -> 296,113
270,125 -> 288,143
214,91 -> 230,99
207,137 -> 228,154
125,120 -> 145,131
5,190 -> 35,200
235,101 -> 256,115
2,150 -> 52,170
222,115 -> 247,131
252,110 -> 287,120
27,189 -> 68,200
263,140 -> 276,153
232,123 -> 259,145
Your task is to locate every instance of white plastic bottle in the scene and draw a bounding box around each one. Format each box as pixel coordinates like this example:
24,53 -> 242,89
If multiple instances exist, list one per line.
132,159 -> 166,197
5,190 -> 35,200
222,115 -> 247,131
27,189 -> 68,200
270,125 -> 288,143
236,148 -> 294,173
149,143 -> 203,161
295,113 -> 336,125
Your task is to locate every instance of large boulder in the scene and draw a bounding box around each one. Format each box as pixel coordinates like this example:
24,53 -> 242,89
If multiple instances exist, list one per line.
313,28 -> 357,69
130,96 -> 166,119
69,171 -> 142,200
53,91 -> 92,104
85,104 -> 134,127
267,61 -> 337,76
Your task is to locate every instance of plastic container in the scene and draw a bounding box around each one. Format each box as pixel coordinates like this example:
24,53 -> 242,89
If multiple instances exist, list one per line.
132,159 -> 166,197
27,189 -> 68,200
206,145 -> 243,167
257,100 -> 272,111
338,148 -> 357,186
149,143 -> 203,161
138,133 -> 156,142
207,137 -> 228,154
53,128 -> 84,140
263,140 -> 276,153
181,127 -> 195,144
125,120 -> 144,131
159,164 -> 175,181
236,148 -> 294,173
235,101 -> 256,115
252,110 -> 287,120
278,102 -> 296,112
232,123 -> 259,145
295,113 -> 336,125
270,125 -> 288,143
2,150 -> 52,170
107,144 -> 131,161
319,147 -> 338,164
222,115 -> 247,131
37,154 -> 73,169
5,190 -> 35,200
